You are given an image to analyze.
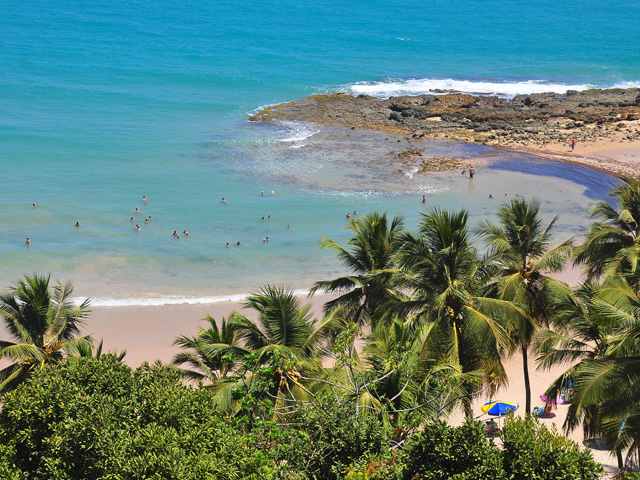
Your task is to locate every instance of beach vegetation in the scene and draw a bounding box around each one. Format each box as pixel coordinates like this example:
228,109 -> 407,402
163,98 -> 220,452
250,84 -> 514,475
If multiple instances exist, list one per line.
574,178 -> 640,289
311,212 -> 406,328
479,198 -> 573,413
0,273 -> 92,393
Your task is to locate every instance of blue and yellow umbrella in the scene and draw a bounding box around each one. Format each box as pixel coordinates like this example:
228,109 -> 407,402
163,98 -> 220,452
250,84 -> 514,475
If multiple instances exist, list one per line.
481,400 -> 517,416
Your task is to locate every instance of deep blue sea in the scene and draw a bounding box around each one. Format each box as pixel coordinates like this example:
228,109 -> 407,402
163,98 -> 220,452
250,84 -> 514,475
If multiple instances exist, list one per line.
1,0 -> 637,305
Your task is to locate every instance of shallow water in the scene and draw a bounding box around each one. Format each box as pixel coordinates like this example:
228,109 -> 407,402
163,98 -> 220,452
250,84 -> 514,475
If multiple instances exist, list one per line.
1,0 -> 633,304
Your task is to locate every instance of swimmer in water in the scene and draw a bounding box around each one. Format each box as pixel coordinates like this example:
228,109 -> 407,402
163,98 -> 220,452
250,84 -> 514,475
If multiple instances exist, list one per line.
489,194 -> 493,198
226,242 -> 230,247
134,208 -> 139,213
144,218 -> 149,224
422,195 -> 426,204
261,191 -> 265,196
261,216 -> 265,221
346,213 -> 351,219
353,211 -> 358,215
135,224 -> 141,230
173,231 -> 178,237
131,217 -> 135,222
267,215 -> 271,220
287,224 -> 290,229
32,203 -> 37,208
142,195 -> 147,204
25,237 -> 31,246
183,230 -> 189,236
236,241 -> 241,246
75,221 -> 80,228
271,191 -> 275,195
462,170 -> 466,176
148,216 -> 152,221
265,236 -> 269,242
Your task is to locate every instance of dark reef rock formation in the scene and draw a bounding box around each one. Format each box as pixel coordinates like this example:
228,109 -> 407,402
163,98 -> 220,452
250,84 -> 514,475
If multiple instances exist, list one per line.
250,89 -> 640,148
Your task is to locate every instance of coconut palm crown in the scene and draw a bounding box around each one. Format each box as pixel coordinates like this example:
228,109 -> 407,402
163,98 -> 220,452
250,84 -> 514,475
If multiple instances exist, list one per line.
311,212 -> 406,328
0,273 -> 92,392
574,178 -> 640,288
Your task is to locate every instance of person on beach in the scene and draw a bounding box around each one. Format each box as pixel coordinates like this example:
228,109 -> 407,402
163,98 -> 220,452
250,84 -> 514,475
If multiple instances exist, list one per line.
469,167 -> 475,178
541,136 -> 546,148
571,139 -> 575,151
422,195 -> 426,204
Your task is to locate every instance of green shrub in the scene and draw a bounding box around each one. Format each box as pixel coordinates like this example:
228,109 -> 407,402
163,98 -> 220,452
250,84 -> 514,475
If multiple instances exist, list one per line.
402,419 -> 506,480
0,356 -> 274,479
501,415 -> 604,480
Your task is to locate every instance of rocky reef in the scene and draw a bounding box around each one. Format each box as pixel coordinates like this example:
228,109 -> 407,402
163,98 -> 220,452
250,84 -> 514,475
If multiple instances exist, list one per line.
250,89 -> 640,149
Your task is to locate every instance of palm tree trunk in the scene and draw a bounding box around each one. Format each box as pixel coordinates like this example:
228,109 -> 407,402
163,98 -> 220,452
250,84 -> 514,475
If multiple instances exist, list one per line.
522,344 -> 531,414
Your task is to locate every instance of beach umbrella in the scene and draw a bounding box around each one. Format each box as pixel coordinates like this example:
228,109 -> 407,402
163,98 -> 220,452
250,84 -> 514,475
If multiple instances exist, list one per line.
481,400 -> 517,416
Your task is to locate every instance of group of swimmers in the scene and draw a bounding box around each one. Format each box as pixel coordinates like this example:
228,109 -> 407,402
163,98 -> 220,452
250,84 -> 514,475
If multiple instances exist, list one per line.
25,189 -> 289,249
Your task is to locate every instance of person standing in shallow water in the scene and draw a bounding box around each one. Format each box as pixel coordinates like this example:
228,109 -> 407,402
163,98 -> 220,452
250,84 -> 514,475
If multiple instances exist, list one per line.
422,195 -> 426,204
469,167 -> 475,179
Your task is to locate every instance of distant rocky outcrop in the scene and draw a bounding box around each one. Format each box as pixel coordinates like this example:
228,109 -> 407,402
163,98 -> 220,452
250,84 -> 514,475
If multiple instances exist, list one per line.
249,88 -> 640,148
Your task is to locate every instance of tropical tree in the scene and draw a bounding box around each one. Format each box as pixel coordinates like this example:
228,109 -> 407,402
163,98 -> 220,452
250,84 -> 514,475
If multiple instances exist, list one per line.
0,273 -> 92,393
393,208 -> 519,415
171,314 -> 244,384
574,178 -> 640,289
217,284 -> 338,418
311,212 -> 406,328
563,276 -> 640,469
480,198 -> 573,413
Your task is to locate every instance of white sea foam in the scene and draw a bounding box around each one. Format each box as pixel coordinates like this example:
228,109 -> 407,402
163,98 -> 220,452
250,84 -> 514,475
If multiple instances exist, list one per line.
278,122 -> 319,145
73,289 -> 311,308
345,77 -> 628,99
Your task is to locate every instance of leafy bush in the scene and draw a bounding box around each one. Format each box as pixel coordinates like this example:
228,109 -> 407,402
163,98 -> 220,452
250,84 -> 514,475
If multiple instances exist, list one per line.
0,356 -> 273,479
402,419 -> 505,480
501,416 -> 604,480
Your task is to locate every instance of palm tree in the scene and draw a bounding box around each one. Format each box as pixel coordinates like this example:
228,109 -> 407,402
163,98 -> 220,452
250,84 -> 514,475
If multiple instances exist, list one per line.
310,212 -> 406,328
394,208 -> 519,415
563,276 -> 640,468
171,314 -> 244,384
480,198 -> 573,413
0,273 -> 92,392
219,284 -> 337,417
574,178 -> 640,288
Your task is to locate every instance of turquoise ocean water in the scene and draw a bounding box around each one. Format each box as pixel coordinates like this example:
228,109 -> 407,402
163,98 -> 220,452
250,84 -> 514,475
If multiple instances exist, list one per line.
1,0 -> 638,305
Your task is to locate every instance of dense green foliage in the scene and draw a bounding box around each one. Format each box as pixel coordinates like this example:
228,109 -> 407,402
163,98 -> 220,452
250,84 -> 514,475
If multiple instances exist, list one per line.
0,356 -> 271,479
